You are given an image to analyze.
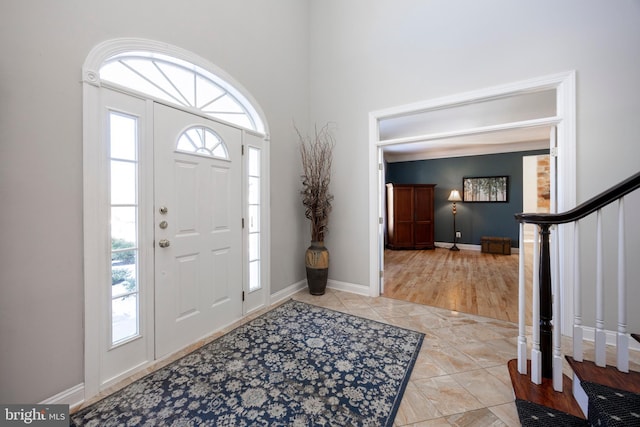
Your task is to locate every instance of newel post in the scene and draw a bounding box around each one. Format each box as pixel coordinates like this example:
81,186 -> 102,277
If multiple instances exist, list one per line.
539,224 -> 553,378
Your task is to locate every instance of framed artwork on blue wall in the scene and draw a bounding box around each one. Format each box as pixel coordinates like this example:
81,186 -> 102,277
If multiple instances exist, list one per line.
463,176 -> 509,202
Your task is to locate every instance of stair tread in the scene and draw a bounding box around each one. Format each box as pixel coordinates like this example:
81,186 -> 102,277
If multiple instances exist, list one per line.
580,381 -> 640,426
566,356 -> 640,395
515,400 -> 588,426
508,359 -> 586,420
632,333 -> 640,344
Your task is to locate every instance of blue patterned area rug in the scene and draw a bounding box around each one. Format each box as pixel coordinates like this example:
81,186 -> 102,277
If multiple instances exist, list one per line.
71,299 -> 424,426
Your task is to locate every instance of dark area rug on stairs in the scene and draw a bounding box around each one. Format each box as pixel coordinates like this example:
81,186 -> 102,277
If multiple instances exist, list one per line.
515,399 -> 588,426
71,300 -> 424,426
581,381 -> 640,427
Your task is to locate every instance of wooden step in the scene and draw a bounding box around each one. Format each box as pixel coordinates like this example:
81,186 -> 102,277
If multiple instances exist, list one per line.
566,356 -> 640,394
507,359 -> 586,420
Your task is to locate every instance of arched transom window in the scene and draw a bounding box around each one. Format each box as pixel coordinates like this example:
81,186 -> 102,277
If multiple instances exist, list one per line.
177,126 -> 229,159
100,51 -> 263,132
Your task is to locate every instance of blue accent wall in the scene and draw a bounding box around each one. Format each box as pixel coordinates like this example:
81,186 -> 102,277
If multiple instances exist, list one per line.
386,150 -> 549,247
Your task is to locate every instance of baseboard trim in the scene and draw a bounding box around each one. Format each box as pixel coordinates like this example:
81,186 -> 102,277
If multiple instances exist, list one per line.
435,242 -> 520,254
270,278 -> 370,302
270,279 -> 307,305
581,325 -> 640,352
40,383 -> 85,410
327,279 -> 370,296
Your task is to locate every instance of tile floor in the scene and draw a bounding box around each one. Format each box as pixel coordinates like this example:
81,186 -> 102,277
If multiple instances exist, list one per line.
79,287 -> 639,426
292,289 -> 521,426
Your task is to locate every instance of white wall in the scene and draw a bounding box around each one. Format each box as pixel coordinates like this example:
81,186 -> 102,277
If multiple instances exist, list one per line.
309,1 -> 640,324
0,0 -> 309,403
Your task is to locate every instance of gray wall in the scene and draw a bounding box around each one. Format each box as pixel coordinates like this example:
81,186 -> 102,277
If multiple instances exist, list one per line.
309,1 -> 640,333
0,0 -> 310,404
2,0 -> 640,405
386,150 -> 549,246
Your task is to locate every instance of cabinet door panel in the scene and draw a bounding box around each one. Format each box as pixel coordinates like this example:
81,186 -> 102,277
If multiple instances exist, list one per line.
414,222 -> 434,248
414,186 -> 434,248
414,187 -> 433,222
394,223 -> 414,247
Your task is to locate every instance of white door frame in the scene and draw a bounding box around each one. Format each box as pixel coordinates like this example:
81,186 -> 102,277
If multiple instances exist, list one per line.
368,71 -> 576,336
82,38 -> 270,401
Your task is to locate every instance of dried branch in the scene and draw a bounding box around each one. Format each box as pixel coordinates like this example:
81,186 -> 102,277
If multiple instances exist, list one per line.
296,123 -> 335,242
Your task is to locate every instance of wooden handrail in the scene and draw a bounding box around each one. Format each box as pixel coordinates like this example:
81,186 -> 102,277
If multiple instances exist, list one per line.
515,171 -> 640,225
515,170 -> 640,385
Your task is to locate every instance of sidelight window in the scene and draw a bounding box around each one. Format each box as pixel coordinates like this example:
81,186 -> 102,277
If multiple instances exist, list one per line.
109,111 -> 140,345
247,146 -> 261,292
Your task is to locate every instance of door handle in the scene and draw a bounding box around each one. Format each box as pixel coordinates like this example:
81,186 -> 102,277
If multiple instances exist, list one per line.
158,239 -> 171,248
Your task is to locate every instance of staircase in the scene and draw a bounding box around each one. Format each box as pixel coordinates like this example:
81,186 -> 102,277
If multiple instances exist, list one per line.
509,171 -> 640,426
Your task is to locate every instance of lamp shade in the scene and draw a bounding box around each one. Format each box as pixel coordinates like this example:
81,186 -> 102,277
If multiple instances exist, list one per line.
448,189 -> 462,202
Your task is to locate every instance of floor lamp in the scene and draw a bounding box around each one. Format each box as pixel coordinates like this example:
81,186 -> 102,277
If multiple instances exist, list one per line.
448,190 -> 462,251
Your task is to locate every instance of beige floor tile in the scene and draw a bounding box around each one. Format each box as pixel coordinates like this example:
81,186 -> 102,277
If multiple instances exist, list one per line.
451,369 -> 514,406
394,381 -> 443,425
427,345 -> 481,374
484,364 -> 513,389
411,351 -> 449,380
456,338 -> 517,368
412,376 -> 485,417
397,417 -> 452,426
446,408 -> 507,427
488,402 -> 520,426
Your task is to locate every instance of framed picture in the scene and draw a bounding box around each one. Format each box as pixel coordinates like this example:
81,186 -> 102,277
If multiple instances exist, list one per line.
463,176 -> 509,202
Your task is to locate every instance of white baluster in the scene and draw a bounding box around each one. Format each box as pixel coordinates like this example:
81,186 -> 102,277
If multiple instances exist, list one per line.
552,225 -> 563,391
617,198 -> 629,372
573,221 -> 583,362
518,223 -> 527,375
532,225 -> 542,384
595,209 -> 606,367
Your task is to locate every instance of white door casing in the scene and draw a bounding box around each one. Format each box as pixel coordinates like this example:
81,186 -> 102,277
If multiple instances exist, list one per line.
369,71 -> 576,335
154,103 -> 243,358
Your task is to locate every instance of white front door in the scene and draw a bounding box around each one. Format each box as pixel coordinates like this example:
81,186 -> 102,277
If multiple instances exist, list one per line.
153,103 -> 243,358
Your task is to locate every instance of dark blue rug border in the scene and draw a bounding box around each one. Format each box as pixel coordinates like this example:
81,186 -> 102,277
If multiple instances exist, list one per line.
386,326 -> 424,426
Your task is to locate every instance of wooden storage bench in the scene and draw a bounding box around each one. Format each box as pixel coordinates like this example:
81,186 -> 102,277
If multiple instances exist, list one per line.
481,236 -> 512,255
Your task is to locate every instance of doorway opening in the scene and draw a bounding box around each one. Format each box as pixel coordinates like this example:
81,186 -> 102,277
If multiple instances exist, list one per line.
368,72 -> 576,331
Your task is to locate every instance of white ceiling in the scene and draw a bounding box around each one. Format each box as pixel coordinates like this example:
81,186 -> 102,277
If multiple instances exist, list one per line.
381,89 -> 556,162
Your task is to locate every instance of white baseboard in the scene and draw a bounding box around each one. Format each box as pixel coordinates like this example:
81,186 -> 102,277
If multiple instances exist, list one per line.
580,325 -> 640,352
435,242 -> 481,251
435,242 -> 519,254
327,279 -> 370,296
269,279 -> 307,305
40,383 -> 85,410
270,278 -> 370,302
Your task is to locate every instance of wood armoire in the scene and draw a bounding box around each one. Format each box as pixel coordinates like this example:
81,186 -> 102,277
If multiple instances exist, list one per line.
386,183 -> 436,249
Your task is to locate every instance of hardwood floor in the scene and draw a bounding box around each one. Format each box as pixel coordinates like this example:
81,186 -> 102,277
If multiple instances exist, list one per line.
383,247 -> 533,324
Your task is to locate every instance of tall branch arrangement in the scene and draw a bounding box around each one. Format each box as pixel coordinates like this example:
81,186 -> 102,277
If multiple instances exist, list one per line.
297,124 -> 335,242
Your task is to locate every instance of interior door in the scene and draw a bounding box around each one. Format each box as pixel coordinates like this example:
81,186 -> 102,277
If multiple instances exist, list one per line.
154,103 -> 242,358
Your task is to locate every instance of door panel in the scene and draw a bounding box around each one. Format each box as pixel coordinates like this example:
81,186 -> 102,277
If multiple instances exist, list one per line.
154,103 -> 242,358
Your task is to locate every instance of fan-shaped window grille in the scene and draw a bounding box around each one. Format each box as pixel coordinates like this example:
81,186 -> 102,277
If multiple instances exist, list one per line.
100,52 -> 262,132
177,126 -> 229,159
